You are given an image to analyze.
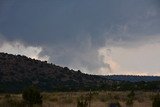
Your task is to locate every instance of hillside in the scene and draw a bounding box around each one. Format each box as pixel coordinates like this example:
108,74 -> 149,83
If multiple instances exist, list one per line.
0,52 -> 111,92
0,52 -> 160,93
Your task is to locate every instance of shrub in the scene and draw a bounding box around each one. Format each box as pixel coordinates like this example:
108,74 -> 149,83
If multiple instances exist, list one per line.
126,90 -> 135,106
77,95 -> 88,107
22,85 -> 42,107
152,93 -> 160,107
86,91 -> 93,107
107,101 -> 121,107
77,91 -> 94,107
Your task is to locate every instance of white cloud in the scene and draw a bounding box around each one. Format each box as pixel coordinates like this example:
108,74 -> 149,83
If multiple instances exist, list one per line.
0,40 -> 49,61
98,48 -> 120,75
99,40 -> 160,76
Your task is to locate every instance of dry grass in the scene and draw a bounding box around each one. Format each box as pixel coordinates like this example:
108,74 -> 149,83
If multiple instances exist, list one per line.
0,91 -> 156,107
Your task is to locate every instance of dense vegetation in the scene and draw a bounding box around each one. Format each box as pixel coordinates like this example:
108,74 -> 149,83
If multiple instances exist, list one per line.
22,85 -> 42,106
0,52 -> 110,92
0,52 -> 160,93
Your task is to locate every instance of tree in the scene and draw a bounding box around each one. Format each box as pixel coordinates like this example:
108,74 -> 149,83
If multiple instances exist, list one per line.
126,90 -> 135,106
22,85 -> 42,107
153,93 -> 160,107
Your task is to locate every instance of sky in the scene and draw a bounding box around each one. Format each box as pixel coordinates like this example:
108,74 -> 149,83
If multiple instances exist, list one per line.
0,0 -> 160,75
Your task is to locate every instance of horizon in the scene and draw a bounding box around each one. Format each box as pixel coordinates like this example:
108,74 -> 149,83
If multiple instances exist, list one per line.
1,52 -> 160,77
0,0 -> 160,75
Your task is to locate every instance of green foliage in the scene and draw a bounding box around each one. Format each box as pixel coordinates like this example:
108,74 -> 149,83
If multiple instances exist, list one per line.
22,85 -> 42,106
152,93 -> 160,107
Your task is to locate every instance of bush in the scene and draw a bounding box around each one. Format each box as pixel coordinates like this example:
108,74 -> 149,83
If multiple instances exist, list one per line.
107,101 -> 121,107
77,91 -> 93,107
152,93 -> 160,107
77,95 -> 88,107
22,85 -> 42,107
126,90 -> 135,106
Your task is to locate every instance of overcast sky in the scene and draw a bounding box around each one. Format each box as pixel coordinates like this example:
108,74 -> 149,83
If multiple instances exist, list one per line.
0,0 -> 160,75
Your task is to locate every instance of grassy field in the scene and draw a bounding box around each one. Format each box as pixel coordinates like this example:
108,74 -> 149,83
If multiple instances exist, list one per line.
0,91 -> 157,107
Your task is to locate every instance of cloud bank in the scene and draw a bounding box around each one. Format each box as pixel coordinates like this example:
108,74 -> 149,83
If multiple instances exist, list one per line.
0,0 -> 160,75
0,37 -> 49,61
99,35 -> 160,75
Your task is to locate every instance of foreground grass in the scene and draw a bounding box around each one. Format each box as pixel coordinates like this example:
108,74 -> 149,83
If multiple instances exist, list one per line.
0,91 -> 156,107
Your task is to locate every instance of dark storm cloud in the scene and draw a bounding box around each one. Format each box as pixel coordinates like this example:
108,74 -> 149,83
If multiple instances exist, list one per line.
0,0 -> 160,74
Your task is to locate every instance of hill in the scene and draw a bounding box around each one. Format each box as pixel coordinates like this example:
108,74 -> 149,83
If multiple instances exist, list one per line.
0,52 -> 111,92
0,52 -> 160,93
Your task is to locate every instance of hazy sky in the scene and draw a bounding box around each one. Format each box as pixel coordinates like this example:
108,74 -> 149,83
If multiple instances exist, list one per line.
0,0 -> 160,75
